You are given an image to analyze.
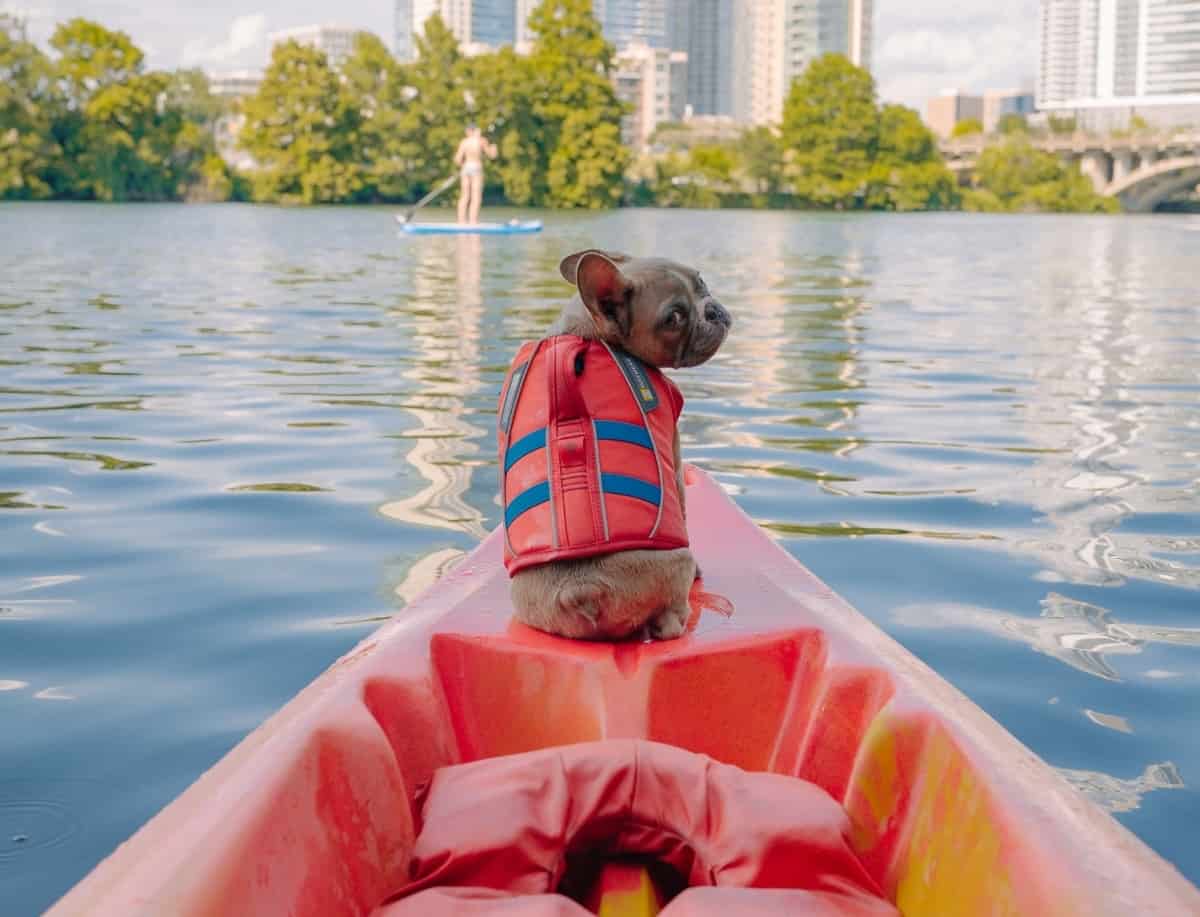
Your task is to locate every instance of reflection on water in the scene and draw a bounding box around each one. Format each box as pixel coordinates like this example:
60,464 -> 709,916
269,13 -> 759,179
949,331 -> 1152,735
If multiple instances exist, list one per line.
1,206 -> 1199,910
894,593 -> 1200,682
1059,761 -> 1184,814
379,235 -> 489,543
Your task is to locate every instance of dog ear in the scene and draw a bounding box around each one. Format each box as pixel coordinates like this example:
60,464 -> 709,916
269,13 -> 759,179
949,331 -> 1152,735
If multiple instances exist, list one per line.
559,250 -> 633,285
575,251 -> 633,339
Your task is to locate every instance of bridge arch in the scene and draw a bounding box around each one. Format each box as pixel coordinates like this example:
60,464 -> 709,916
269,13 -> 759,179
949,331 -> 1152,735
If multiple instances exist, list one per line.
1105,157 -> 1200,213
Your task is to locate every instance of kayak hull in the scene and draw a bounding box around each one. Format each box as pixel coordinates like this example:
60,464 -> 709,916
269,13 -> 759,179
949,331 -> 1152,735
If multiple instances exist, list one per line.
397,219 -> 543,235
48,467 -> 1200,916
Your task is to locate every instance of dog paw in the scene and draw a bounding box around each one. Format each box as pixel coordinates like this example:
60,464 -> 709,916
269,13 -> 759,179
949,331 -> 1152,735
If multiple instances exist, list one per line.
648,606 -> 688,641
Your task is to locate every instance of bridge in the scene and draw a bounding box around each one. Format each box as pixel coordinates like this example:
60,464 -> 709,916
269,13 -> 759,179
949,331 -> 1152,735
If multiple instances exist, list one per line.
940,132 -> 1200,213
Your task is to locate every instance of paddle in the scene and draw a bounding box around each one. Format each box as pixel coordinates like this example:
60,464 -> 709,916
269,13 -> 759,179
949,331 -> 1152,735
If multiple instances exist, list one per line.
399,174 -> 459,224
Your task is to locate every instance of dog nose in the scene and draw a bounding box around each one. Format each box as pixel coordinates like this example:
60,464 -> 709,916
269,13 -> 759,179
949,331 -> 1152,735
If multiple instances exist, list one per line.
704,300 -> 731,328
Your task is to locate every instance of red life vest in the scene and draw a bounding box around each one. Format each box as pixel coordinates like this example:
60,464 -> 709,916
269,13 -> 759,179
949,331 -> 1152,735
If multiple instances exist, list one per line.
498,334 -> 688,576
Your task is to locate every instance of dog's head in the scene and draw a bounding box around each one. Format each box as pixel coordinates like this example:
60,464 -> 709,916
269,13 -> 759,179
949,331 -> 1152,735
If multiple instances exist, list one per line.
560,250 -> 731,369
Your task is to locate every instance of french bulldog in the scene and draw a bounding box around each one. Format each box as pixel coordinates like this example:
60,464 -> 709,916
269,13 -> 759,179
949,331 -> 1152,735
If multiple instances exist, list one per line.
505,249 -> 731,640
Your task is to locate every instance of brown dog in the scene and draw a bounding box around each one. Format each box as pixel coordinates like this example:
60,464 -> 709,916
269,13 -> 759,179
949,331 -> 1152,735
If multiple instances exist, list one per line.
507,250 -> 731,640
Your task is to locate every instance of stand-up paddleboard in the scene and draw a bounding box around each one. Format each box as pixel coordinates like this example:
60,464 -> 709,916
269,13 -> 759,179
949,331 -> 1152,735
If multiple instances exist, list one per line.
398,217 -> 542,235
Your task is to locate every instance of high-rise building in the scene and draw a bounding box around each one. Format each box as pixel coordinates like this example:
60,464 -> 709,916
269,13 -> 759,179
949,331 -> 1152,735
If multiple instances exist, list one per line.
597,0 -> 670,48
515,0 -> 538,46
672,0 -> 735,116
469,0 -> 517,47
731,0 -> 784,125
208,70 -> 264,99
514,0 -> 668,50
1038,0 -> 1200,125
268,24 -> 360,69
396,0 -> 517,61
730,0 -> 872,125
925,90 -> 985,137
614,43 -> 689,147
983,89 -> 1037,132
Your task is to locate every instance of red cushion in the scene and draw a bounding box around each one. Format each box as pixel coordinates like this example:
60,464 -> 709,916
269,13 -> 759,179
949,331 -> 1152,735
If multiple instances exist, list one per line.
374,887 -> 590,916
382,740 -> 892,912
662,887 -> 900,916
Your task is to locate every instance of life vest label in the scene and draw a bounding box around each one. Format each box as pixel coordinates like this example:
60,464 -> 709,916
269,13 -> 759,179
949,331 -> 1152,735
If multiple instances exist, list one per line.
611,349 -> 659,412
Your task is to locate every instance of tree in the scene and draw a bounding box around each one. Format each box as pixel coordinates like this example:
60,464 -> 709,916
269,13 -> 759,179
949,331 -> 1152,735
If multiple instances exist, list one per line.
393,16 -> 471,201
737,126 -> 783,194
951,118 -> 983,138
341,30 -> 412,201
1047,114 -> 1076,135
780,53 -> 879,208
240,40 -> 364,204
970,136 -> 1118,213
464,47 -> 542,205
526,0 -> 628,208
45,19 -> 223,201
0,15 -> 61,198
867,104 -> 959,211
996,113 -> 1028,135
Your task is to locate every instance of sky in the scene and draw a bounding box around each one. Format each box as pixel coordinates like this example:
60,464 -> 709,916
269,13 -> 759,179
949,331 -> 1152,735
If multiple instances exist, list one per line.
2,1 -> 1040,110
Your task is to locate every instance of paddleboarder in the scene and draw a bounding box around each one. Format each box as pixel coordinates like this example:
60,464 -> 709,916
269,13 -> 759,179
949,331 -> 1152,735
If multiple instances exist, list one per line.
454,124 -> 498,225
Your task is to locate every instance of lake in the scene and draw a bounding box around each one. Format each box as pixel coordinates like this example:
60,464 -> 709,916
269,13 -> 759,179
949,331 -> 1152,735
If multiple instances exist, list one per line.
1,203 -> 1198,913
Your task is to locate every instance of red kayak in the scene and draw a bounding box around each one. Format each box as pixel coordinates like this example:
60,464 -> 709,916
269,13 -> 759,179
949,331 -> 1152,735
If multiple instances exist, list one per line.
49,468 -> 1200,915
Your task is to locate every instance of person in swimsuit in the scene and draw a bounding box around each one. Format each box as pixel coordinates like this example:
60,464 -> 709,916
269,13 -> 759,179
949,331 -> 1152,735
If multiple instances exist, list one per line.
454,124 -> 498,225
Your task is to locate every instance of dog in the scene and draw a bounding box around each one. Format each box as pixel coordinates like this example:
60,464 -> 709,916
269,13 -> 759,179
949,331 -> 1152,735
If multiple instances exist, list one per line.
497,249 -> 731,640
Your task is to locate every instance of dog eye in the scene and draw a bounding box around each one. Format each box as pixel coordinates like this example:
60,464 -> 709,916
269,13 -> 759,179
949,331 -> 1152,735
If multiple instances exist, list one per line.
665,308 -> 686,327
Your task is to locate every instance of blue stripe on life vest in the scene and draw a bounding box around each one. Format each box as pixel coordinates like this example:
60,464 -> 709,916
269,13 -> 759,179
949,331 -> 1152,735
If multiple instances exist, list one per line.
601,474 -> 661,507
505,427 -> 546,472
594,420 -> 653,450
505,481 -> 550,527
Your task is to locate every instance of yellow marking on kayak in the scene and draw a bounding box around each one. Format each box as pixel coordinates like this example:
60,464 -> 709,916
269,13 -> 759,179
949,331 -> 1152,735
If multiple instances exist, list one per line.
849,711 -> 1024,916
593,862 -> 663,917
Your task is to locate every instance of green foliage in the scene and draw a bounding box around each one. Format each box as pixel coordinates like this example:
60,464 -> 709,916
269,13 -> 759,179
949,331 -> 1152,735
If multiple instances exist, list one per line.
646,153 -> 718,208
781,54 -> 879,208
970,137 -> 1119,213
866,105 -> 960,211
394,16 -> 471,199
1047,115 -> 1077,135
44,19 -> 223,201
525,0 -> 629,208
240,40 -> 364,204
340,30 -> 419,201
0,15 -> 60,198
464,47 -> 541,205
996,113 -> 1028,135
951,118 -> 983,138
778,56 -> 958,212
737,126 -> 783,194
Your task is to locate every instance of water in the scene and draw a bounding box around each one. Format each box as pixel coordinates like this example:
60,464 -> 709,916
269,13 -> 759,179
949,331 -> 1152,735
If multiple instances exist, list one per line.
1,203 -> 1198,912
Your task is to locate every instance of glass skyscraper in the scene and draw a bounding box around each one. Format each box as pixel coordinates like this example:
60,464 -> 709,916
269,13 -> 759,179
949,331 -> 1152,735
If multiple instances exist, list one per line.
471,0 -> 517,47
595,0 -> 669,48
672,0 -> 735,115
396,0 -> 517,60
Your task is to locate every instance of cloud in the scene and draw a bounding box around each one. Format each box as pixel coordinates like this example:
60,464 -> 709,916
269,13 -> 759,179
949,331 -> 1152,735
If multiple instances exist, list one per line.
181,12 -> 267,68
873,0 -> 1039,109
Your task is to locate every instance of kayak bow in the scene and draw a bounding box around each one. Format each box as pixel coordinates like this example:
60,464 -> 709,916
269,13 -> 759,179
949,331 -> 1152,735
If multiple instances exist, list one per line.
48,467 -> 1200,916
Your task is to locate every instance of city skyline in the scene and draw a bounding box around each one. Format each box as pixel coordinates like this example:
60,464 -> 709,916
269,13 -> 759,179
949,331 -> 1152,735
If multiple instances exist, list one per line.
2,0 -> 1040,110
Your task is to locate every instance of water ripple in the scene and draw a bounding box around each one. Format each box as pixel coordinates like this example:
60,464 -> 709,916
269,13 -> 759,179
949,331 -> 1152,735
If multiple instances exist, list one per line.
0,206 -> 1198,911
